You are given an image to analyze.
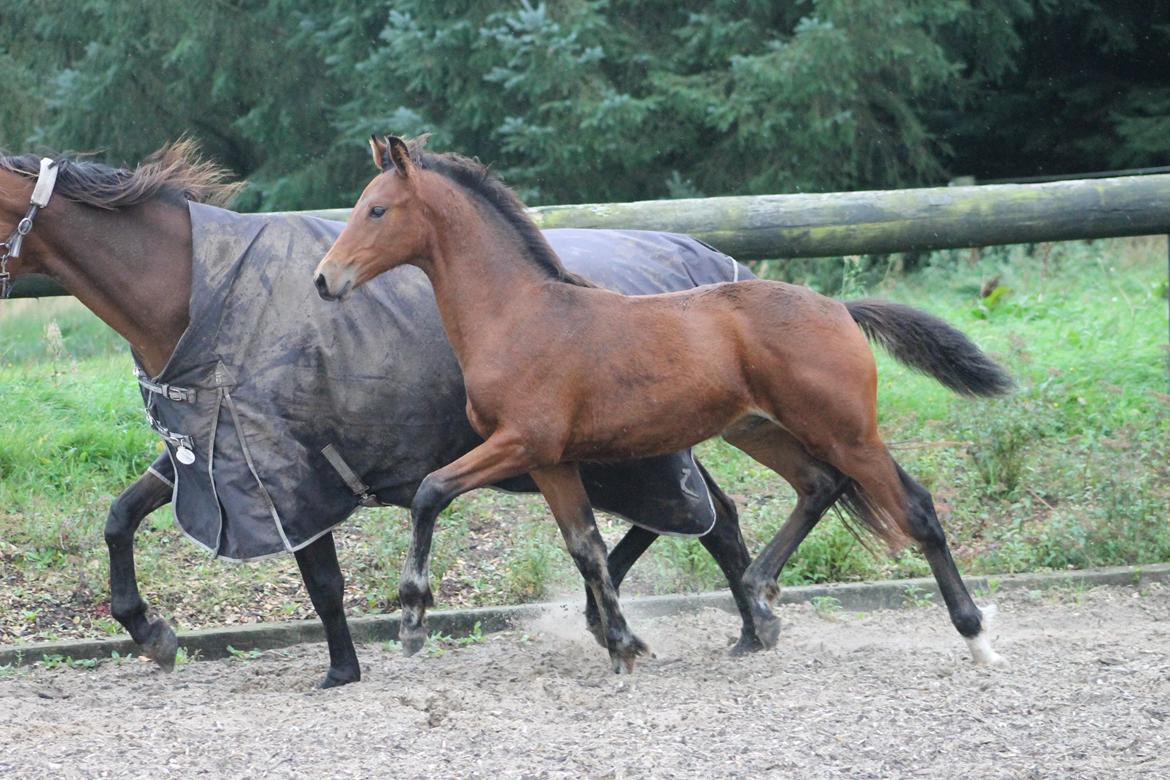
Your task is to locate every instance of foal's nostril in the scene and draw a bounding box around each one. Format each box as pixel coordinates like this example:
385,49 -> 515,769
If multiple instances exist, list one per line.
313,273 -> 332,300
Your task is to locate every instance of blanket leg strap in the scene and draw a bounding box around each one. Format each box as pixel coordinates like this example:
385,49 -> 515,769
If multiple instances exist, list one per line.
321,445 -> 383,508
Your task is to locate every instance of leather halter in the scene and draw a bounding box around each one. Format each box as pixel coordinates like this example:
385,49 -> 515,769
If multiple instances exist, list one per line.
0,158 -> 60,299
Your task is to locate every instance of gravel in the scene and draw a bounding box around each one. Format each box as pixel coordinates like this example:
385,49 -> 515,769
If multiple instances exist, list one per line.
1,583 -> 1168,779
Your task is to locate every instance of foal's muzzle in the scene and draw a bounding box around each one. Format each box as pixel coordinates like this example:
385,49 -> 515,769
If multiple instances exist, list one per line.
313,272 -> 336,301
313,271 -> 351,302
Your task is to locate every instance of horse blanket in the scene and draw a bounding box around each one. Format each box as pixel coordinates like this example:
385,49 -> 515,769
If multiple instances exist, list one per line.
138,202 -> 752,560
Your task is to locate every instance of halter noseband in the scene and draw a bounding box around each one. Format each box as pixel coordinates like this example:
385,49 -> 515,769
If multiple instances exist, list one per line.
0,157 -> 60,299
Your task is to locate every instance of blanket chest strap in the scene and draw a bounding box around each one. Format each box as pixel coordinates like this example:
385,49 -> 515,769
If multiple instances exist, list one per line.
134,367 -> 197,403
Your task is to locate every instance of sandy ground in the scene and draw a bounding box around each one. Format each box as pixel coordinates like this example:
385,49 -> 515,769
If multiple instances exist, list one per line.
1,583 -> 1168,779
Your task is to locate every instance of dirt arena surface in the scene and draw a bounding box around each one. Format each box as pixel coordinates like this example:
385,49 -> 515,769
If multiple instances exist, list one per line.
1,583 -> 1168,779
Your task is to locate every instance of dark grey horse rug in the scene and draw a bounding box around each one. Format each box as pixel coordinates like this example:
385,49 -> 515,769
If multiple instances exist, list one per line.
138,203 -> 751,560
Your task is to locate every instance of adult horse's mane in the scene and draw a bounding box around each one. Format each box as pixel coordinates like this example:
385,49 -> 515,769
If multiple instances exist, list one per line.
0,139 -> 241,210
405,138 -> 595,288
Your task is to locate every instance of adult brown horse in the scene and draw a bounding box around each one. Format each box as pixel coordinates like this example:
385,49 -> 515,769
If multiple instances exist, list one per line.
315,136 -> 1014,673
0,143 -> 763,687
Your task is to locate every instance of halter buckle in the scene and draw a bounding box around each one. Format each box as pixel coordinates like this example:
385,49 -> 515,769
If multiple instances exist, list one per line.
0,158 -> 58,297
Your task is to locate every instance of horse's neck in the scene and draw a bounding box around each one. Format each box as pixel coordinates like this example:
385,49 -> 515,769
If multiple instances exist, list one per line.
36,199 -> 193,375
424,209 -> 558,365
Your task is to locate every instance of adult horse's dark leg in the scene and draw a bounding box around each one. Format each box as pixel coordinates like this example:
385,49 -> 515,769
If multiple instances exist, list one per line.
105,453 -> 179,670
293,532 -> 361,688
532,463 -> 648,673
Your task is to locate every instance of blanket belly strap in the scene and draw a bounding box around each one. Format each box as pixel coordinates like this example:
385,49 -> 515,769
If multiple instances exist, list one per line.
321,445 -> 383,507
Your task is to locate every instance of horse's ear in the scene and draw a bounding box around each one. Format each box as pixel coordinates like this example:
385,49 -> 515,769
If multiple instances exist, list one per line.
387,136 -> 415,179
369,135 -> 392,171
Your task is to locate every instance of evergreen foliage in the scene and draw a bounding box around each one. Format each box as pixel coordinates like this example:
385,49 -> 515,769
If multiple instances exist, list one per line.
1,1 -> 1166,209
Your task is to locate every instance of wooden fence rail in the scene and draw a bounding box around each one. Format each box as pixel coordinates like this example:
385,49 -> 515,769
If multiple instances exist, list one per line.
8,172 -> 1170,299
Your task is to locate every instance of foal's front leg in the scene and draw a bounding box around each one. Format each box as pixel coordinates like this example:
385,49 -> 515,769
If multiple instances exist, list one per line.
532,463 -> 649,673
583,525 -> 656,647
104,453 -> 179,670
401,431 -> 535,655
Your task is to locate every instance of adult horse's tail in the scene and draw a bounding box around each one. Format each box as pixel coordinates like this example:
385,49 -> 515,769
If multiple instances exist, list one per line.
845,299 -> 1013,397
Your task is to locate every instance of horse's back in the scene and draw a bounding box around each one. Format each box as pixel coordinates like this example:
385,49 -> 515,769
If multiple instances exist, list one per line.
545,228 -> 751,291
508,278 -> 870,460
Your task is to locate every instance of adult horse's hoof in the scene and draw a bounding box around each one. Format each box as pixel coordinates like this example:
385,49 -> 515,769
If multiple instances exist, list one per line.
400,625 -> 427,657
729,632 -> 766,656
318,666 -> 361,689
142,619 -> 179,672
608,633 -> 650,674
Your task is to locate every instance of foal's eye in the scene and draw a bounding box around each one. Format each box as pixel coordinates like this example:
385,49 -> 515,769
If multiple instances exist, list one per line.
369,206 -> 387,218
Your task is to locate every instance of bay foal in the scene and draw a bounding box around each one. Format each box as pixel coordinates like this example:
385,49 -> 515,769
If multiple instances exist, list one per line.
315,136 -> 1013,673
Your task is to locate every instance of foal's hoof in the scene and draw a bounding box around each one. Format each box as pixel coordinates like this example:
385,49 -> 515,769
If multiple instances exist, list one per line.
742,576 -> 780,607
400,626 -> 427,657
318,666 -> 361,689
142,620 -> 179,672
761,581 -> 781,606
966,604 -> 1005,667
608,634 -> 651,675
755,613 -> 782,650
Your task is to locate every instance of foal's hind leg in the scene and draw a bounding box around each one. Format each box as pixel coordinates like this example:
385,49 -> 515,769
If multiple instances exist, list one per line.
532,463 -> 649,673
723,418 -> 847,652
894,463 -> 1002,665
105,453 -> 179,671
826,440 -> 1002,665
692,461 -> 763,653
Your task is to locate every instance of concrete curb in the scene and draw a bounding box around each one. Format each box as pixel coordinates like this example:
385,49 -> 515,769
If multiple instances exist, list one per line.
3,562 -> 1167,667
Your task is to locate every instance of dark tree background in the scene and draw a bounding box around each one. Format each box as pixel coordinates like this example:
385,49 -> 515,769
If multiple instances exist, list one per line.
1,0 -> 1167,210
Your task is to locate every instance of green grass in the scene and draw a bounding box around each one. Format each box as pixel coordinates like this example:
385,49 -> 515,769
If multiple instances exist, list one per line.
0,236 -> 1167,642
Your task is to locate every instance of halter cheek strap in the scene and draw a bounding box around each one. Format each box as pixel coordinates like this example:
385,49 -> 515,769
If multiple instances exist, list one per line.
1,157 -> 60,299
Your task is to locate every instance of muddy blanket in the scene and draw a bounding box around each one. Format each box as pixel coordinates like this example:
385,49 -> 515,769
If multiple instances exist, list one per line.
138,203 -> 751,560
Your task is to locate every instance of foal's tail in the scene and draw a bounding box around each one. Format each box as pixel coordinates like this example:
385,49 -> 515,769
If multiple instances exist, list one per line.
845,299 -> 1013,397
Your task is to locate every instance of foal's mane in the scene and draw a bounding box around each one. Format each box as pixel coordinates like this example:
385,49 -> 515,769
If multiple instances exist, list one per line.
407,139 -> 595,288
0,139 -> 241,210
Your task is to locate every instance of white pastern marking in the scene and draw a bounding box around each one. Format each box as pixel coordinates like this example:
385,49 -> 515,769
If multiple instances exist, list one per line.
965,604 -> 1005,666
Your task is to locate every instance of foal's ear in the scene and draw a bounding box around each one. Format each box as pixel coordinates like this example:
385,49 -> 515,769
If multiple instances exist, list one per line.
369,135 -> 392,171
386,136 -> 415,179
